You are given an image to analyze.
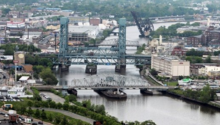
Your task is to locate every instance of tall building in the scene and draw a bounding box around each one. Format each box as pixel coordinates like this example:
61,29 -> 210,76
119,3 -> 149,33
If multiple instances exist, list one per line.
151,55 -> 190,78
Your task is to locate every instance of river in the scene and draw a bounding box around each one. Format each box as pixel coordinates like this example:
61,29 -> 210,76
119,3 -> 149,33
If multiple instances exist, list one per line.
56,22 -> 220,125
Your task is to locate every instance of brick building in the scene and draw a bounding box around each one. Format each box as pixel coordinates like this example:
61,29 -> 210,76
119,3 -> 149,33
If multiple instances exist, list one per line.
187,26 -> 220,47
171,46 -> 187,56
89,18 -> 101,26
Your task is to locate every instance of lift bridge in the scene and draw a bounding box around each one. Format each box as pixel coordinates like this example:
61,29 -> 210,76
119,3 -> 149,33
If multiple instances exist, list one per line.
54,17 -> 151,74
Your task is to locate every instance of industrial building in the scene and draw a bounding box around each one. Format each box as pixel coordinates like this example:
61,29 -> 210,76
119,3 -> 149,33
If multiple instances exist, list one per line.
68,25 -> 100,42
151,55 -> 190,78
68,16 -> 89,24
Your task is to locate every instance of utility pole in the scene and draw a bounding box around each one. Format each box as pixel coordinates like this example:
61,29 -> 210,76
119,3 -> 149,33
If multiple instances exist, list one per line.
54,32 -> 57,53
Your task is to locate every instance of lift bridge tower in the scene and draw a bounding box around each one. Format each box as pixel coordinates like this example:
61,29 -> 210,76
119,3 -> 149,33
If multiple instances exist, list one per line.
56,17 -> 151,74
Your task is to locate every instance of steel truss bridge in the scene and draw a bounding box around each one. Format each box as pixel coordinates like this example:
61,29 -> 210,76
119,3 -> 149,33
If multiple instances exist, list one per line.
33,74 -> 176,91
68,74 -> 175,90
54,17 -> 151,68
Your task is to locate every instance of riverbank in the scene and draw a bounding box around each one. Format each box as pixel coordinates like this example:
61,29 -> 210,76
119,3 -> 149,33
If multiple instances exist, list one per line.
166,90 -> 220,111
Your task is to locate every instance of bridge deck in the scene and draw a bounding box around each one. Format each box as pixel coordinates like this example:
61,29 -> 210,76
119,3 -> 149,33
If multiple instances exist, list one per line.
34,85 -> 177,90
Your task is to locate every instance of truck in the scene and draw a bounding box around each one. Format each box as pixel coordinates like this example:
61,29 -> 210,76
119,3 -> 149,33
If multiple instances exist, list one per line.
8,110 -> 17,115
9,114 -> 19,123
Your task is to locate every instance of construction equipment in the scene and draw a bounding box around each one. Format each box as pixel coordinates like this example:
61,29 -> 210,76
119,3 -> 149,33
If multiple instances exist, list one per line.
131,11 -> 154,38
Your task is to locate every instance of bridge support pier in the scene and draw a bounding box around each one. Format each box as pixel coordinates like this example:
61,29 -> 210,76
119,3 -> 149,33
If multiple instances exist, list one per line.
115,65 -> 126,75
85,64 -> 97,74
58,64 -> 69,72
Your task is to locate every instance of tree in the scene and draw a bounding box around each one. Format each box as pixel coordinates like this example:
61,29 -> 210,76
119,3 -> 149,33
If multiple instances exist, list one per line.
141,120 -> 156,125
41,110 -> 47,120
205,56 -> 212,63
60,116 -> 68,125
20,107 -> 26,115
65,96 -> 69,104
27,107 -> 34,116
39,68 -> 58,85
1,8 -> 10,15
27,101 -> 33,107
69,95 -> 77,102
63,103 -> 69,111
48,113 -> 53,122
55,115 -> 61,124
49,101 -> 57,108
150,68 -> 157,76
198,85 -> 215,103
35,109 -> 40,118
57,103 -> 62,109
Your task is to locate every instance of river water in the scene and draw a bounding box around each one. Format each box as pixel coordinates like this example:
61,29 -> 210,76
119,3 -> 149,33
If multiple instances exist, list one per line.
56,22 -> 220,125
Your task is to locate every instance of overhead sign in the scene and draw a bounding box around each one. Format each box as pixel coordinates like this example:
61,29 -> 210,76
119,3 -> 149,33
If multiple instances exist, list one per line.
0,55 -> 13,60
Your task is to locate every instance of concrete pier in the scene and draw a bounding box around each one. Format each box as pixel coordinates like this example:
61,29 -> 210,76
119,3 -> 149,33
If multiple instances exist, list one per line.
115,65 -> 126,75
85,64 -> 97,74
58,64 -> 70,72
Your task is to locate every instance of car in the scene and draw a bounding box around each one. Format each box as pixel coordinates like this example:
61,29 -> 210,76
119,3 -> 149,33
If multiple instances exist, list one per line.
4,114 -> 8,117
0,112 -> 5,115
38,121 -> 43,124
19,116 -> 25,121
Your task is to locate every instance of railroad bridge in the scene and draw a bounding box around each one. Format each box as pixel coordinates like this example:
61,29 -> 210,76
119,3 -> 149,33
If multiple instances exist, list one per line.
53,17 -> 152,74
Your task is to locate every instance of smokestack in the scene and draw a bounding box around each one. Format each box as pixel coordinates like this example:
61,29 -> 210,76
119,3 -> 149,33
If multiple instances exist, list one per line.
159,35 -> 162,45
207,18 -> 210,27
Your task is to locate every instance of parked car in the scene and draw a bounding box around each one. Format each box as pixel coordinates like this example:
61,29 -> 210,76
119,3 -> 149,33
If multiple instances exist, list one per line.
38,121 -> 43,124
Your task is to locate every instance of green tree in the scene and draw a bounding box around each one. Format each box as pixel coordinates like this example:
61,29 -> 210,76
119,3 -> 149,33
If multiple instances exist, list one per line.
55,115 -> 61,124
48,113 -> 53,122
1,8 -> 10,15
35,109 -> 40,118
69,95 -> 77,102
27,101 -> 33,107
64,96 -> 69,104
63,103 -> 69,111
20,107 -> 26,115
49,101 -> 57,108
199,85 -> 214,103
150,68 -> 158,76
205,56 -> 212,63
60,116 -> 68,125
57,103 -> 62,109
41,110 -> 47,120
141,120 -> 156,125
39,68 -> 58,85
27,107 -> 34,116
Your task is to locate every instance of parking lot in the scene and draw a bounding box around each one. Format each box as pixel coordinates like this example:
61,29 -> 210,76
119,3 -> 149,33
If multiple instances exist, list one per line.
40,92 -> 65,104
0,96 -> 23,102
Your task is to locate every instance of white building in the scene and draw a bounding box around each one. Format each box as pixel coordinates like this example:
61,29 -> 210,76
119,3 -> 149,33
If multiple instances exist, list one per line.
0,86 -> 33,98
198,66 -> 220,75
69,25 -> 100,40
151,55 -> 190,78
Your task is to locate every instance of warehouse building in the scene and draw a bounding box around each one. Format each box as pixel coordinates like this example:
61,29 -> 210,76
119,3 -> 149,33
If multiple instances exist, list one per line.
151,55 -> 190,78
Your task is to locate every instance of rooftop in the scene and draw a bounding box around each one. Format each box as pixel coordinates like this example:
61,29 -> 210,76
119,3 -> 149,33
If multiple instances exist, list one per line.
69,26 -> 98,33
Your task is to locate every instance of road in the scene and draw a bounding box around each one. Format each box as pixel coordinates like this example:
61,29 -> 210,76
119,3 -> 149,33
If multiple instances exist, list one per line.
33,108 -> 94,125
39,92 -> 94,124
